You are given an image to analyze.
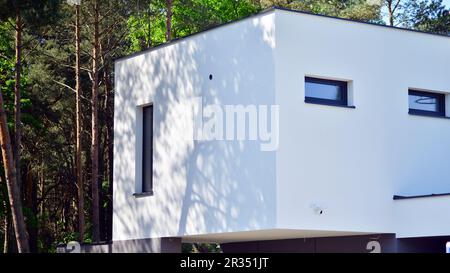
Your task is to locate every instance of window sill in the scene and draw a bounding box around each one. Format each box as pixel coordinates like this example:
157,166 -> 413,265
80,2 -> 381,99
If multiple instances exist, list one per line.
133,191 -> 154,198
408,111 -> 450,119
394,193 -> 450,200
304,100 -> 355,109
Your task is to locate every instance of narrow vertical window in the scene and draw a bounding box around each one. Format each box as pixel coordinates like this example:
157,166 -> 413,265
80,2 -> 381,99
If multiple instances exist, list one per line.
142,105 -> 153,194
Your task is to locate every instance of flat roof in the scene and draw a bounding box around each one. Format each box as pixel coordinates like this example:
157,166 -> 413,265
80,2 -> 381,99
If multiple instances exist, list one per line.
116,6 -> 450,62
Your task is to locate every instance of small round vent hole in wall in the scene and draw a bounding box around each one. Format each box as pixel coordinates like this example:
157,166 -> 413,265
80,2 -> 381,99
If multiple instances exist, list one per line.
209,74 -> 213,80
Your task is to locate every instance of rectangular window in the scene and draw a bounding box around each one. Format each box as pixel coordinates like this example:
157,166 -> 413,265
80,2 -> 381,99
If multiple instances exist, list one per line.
408,90 -> 445,117
305,77 -> 348,106
142,105 -> 153,194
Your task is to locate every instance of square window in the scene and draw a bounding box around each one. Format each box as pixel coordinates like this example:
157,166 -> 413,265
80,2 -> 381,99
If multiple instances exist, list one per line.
408,90 -> 445,117
305,77 -> 348,106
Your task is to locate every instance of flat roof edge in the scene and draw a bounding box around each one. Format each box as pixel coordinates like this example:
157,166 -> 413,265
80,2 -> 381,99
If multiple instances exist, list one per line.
115,7 -> 276,63
115,6 -> 449,63
273,6 -> 450,39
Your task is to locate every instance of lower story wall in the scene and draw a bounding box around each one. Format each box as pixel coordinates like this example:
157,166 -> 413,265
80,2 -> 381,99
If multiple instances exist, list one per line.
397,236 -> 450,253
221,234 -> 397,253
57,234 -> 450,253
57,237 -> 182,253
221,234 -> 450,253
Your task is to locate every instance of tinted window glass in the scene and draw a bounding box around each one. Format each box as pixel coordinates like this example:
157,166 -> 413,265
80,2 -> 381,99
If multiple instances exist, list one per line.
305,77 -> 348,106
142,105 -> 153,193
409,94 -> 438,112
408,90 -> 445,117
305,82 -> 342,100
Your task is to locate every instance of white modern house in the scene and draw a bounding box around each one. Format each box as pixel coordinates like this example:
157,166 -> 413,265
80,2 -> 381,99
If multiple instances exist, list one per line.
111,7 -> 450,253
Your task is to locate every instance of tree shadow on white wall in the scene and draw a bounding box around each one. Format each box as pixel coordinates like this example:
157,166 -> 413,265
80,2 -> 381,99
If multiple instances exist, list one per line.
113,15 -> 277,252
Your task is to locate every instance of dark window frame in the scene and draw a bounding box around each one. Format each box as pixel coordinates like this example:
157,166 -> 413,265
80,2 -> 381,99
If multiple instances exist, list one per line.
408,90 -> 445,117
304,77 -> 348,107
141,104 -> 153,195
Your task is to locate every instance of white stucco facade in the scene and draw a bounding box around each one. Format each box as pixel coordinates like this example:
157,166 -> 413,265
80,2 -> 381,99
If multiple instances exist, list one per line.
113,8 -> 450,243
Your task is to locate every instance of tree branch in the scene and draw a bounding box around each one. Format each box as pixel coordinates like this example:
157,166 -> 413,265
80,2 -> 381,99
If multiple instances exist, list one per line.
52,80 -> 91,103
392,0 -> 402,13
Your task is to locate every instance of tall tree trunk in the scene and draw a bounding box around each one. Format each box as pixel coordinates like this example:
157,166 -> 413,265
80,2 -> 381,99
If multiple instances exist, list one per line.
166,0 -> 172,42
91,0 -> 101,242
2,199 -> 8,253
1,174 -> 8,253
38,160 -> 44,223
13,9 -> 22,195
74,4 -> 85,243
387,1 -> 394,26
7,219 -> 17,252
386,0 -> 401,26
104,65 -> 113,242
0,90 -> 30,253
24,165 -> 37,252
99,32 -> 113,240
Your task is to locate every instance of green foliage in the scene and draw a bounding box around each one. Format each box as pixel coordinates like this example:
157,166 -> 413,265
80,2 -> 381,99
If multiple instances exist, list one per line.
0,0 -> 61,30
0,21 -> 30,131
407,0 -> 449,34
127,0 -> 166,51
23,206 -> 38,228
182,242 -> 222,253
287,0 -> 382,22
126,0 -> 260,53
47,231 -> 79,253
0,21 -> 15,113
1,22 -> 42,133
126,0 -> 387,53
102,180 -> 110,208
